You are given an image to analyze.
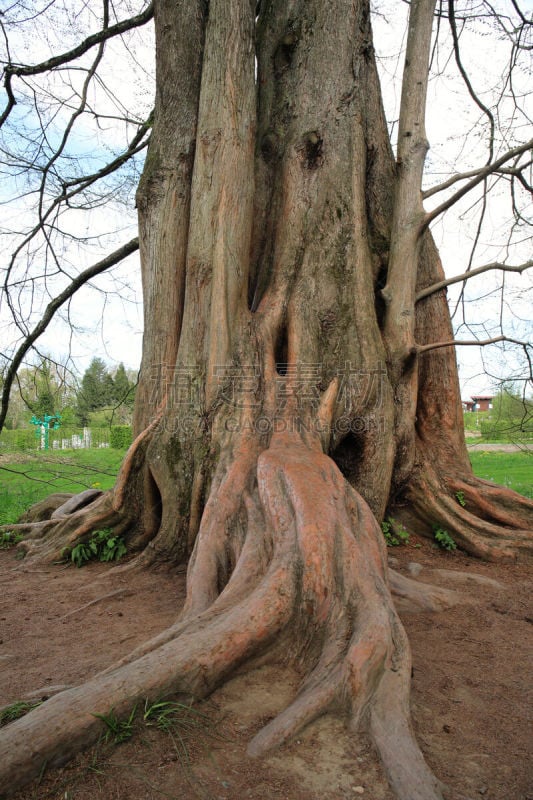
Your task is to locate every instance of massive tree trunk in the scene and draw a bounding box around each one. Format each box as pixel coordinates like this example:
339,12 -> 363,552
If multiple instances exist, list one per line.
1,1 -> 531,797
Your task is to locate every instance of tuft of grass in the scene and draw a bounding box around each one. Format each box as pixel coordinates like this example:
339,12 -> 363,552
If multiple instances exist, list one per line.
0,700 -> 43,727
143,697 -> 218,770
92,705 -> 137,744
92,698 -> 215,757
143,698 -> 211,734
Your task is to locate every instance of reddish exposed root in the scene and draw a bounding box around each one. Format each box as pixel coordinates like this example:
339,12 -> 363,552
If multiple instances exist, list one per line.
449,474 -> 533,529
0,431 -> 444,800
4,491 -> 125,562
394,458 -> 533,562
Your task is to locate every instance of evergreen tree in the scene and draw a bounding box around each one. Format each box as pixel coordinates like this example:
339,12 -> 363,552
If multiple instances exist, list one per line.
112,363 -> 131,403
29,360 -> 59,419
76,357 -> 113,424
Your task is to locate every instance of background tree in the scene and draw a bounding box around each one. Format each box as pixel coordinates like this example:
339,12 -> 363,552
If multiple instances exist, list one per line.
112,362 -> 135,408
492,385 -> 532,422
74,358 -> 135,425
479,383 -> 533,443
75,357 -> 113,424
30,361 -> 57,419
0,2 -> 532,799
1,356 -> 75,426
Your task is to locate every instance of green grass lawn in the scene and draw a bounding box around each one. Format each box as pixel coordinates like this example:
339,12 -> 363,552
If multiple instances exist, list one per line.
0,448 -> 531,528
468,450 -> 532,499
0,449 -> 126,525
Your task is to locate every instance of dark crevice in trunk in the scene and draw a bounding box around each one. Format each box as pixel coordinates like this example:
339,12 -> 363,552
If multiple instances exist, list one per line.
330,431 -> 365,486
374,261 -> 388,329
299,130 -> 324,170
275,324 -> 289,375
144,467 -> 163,541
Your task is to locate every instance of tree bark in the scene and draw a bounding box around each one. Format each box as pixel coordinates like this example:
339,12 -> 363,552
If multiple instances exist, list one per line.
1,0 -> 531,797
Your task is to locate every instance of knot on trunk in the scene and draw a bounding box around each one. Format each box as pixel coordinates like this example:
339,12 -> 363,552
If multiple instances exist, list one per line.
274,28 -> 299,77
298,131 -> 324,170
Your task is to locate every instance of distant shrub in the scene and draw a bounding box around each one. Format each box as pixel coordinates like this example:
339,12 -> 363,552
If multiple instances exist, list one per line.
11,429 -> 36,451
110,425 -> 133,449
479,420 -> 533,442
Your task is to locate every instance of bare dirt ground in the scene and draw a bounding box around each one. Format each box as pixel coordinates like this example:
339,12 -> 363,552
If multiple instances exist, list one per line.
466,443 -> 532,452
1,536 -> 531,800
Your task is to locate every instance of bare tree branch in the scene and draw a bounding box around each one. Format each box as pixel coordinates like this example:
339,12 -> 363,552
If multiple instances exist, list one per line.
0,2 -> 154,127
0,237 -> 139,433
416,260 -> 533,302
62,115 -> 152,192
417,334 -> 530,354
420,138 -> 533,229
422,157 -> 533,199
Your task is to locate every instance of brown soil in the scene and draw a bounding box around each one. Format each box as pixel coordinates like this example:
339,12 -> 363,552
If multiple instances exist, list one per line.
1,538 -> 531,800
466,443 -> 533,452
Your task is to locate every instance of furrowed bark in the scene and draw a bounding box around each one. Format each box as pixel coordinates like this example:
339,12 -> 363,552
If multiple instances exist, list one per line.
133,0 -> 207,435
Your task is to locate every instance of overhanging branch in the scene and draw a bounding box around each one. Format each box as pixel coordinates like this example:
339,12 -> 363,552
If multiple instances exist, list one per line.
422,157 -> 533,199
0,237 -> 139,433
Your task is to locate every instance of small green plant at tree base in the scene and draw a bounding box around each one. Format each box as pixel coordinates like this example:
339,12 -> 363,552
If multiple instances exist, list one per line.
0,700 -> 42,727
455,491 -> 466,508
92,705 -> 137,744
433,526 -> 457,551
90,528 -> 128,562
63,528 -> 127,567
0,531 -> 24,549
381,517 -> 410,547
143,698 -> 181,732
67,541 -> 93,567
